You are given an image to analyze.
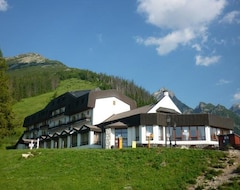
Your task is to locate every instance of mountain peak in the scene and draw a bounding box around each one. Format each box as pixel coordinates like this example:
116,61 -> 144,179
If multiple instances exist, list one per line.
153,87 -> 175,99
5,52 -> 65,70
230,103 -> 240,116
6,53 -> 47,64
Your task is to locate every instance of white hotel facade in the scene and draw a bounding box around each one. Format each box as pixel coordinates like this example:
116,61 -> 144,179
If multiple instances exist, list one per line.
15,89 -> 233,149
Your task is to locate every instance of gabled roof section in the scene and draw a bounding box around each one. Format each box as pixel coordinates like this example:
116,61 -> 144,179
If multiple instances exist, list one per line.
104,105 -> 153,122
105,121 -> 128,129
69,90 -> 90,98
156,107 -> 181,114
88,89 -> 137,109
148,91 -> 181,114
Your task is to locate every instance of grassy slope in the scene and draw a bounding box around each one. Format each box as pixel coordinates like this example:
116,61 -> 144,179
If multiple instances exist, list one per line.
0,78 -> 97,148
0,148 -> 226,190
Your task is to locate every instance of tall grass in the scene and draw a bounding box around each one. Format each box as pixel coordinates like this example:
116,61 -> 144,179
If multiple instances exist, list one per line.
0,148 -> 226,190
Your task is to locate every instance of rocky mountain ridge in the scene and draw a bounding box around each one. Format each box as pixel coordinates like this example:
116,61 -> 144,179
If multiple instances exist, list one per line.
5,53 -> 65,70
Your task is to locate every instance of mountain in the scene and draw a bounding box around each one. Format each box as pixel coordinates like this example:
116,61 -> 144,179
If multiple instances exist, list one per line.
193,102 -> 240,135
230,103 -> 240,116
6,53 -> 65,70
6,53 -> 155,106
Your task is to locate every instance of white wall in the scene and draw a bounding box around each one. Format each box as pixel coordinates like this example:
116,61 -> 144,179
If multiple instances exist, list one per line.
92,97 -> 131,125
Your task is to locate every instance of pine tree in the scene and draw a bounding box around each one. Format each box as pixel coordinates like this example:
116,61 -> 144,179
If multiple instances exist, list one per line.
0,50 -> 14,137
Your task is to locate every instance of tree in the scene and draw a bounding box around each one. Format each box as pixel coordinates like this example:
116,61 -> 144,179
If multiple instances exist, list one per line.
0,50 -> 14,137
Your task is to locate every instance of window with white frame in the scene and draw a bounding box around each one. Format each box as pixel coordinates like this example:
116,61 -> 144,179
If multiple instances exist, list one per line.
182,126 -> 189,140
135,126 -> 139,141
158,126 -> 163,140
146,126 -> 153,141
210,127 -> 220,141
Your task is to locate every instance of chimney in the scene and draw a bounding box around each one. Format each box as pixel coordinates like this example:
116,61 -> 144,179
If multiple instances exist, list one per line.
163,90 -> 169,97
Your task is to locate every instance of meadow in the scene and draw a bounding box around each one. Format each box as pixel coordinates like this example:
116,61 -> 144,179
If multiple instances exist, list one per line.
0,148 -> 228,190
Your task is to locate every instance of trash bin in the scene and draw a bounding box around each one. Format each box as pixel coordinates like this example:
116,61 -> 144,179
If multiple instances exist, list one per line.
132,141 -> 136,148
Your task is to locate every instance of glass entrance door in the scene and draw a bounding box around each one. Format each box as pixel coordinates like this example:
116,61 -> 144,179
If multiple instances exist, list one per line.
115,128 -> 128,147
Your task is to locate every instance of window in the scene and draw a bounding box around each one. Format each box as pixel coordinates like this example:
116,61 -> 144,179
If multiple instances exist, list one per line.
158,126 -> 163,140
173,126 -> 206,141
176,127 -> 182,140
115,129 -> 128,147
190,126 -> 197,140
210,127 -> 219,141
135,126 -> 139,141
146,126 -> 153,141
182,127 -> 189,140
94,132 -> 101,145
81,133 -> 89,145
72,134 -> 77,147
198,126 -> 206,140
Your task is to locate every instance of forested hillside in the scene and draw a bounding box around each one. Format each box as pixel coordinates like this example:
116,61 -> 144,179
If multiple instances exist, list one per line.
7,53 -> 156,107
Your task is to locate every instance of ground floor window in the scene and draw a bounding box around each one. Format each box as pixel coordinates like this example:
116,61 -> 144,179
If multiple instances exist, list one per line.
115,128 -> 128,147
54,138 -> 58,148
146,126 -> 153,141
81,132 -> 89,145
46,140 -> 51,148
135,126 -> 139,141
158,126 -> 163,140
210,127 -> 220,141
72,134 -> 77,147
62,136 -> 67,148
94,132 -> 101,145
174,126 -> 206,141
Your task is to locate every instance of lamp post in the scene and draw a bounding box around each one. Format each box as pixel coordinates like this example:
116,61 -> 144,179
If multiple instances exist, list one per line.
166,116 -> 171,147
173,122 -> 177,147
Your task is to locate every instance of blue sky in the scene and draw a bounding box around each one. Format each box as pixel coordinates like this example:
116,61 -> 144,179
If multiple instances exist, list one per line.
0,0 -> 240,109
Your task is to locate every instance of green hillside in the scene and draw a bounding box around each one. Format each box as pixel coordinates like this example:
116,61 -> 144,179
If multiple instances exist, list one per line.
1,148 -> 237,190
7,54 -> 155,106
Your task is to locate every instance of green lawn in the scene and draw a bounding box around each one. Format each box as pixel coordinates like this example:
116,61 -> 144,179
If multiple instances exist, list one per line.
0,148 -> 226,190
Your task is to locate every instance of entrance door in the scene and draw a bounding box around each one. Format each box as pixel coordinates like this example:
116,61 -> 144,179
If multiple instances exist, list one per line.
115,128 -> 128,147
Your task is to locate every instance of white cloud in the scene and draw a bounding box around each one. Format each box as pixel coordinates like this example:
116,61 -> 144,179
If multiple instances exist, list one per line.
195,55 -> 221,66
216,79 -> 231,85
192,44 -> 201,51
233,92 -> 240,101
219,10 -> 240,24
136,28 -> 195,55
0,0 -> 8,11
136,0 -> 226,55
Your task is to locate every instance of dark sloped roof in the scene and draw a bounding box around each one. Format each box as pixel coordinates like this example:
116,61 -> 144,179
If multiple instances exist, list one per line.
156,107 -> 180,114
105,121 -> 128,129
23,89 -> 136,127
105,105 -> 153,122
69,90 -> 90,98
